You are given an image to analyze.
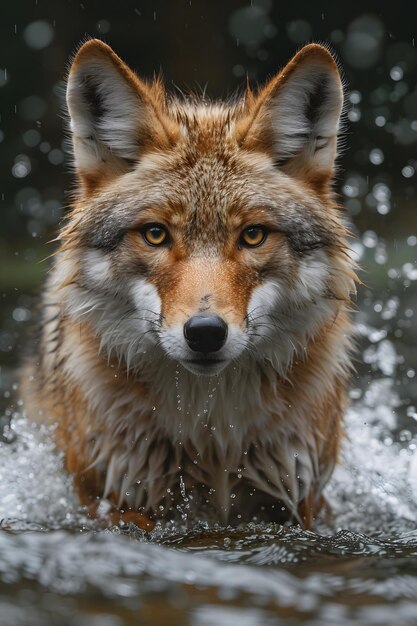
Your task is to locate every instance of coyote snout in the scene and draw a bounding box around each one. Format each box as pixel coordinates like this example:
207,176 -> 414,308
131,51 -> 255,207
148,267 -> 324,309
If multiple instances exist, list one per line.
183,314 -> 228,372
160,304 -> 243,376
183,314 -> 228,353
154,256 -> 252,374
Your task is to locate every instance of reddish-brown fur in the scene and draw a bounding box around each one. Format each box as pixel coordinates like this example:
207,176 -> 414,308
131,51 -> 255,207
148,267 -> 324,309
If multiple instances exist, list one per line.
20,40 -> 357,529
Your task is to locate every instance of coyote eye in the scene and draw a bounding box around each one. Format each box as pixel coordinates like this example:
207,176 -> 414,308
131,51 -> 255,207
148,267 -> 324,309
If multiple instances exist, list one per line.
240,225 -> 268,248
141,224 -> 170,247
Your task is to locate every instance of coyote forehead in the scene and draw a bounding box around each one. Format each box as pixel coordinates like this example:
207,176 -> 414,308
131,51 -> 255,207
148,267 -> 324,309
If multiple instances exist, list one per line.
22,39 -> 357,527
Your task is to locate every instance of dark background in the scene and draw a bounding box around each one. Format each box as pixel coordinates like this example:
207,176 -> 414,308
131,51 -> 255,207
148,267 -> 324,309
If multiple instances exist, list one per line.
1,0 -> 417,402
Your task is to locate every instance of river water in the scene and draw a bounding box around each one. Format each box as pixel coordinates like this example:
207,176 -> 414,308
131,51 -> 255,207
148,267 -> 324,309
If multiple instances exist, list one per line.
1,243 -> 417,626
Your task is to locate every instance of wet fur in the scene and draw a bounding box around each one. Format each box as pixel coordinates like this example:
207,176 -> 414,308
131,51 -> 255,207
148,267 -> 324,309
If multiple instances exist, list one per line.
20,40 -> 357,528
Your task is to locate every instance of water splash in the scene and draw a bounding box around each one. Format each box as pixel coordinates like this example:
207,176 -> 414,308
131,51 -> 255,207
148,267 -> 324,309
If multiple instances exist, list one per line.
325,381 -> 417,535
0,416 -> 80,529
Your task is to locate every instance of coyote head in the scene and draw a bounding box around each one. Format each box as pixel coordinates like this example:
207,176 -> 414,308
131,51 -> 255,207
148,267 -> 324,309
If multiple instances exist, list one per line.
59,40 -> 355,377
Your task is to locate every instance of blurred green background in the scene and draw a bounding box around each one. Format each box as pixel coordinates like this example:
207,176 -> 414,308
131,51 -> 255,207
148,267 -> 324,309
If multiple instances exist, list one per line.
0,0 -> 416,392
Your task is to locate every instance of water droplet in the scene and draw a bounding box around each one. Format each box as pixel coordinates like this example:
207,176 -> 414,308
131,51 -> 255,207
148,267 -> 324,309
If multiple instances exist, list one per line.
23,20 -> 54,50
348,108 -> 361,122
363,230 -> 378,248
349,90 -> 362,104
407,406 -> 417,420
390,66 -> 404,81
401,165 -> 415,178
12,155 -> 31,178
369,148 -> 384,165
402,262 -> 417,280
377,203 -> 390,215
96,19 -> 110,33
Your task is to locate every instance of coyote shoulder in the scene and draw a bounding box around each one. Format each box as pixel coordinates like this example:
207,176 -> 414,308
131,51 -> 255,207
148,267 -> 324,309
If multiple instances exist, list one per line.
21,40 -> 357,528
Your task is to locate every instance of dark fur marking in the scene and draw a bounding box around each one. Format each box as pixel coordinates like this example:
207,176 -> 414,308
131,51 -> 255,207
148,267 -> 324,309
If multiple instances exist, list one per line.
82,75 -> 106,122
273,209 -> 336,255
130,257 -> 151,278
287,231 -> 332,255
88,230 -> 126,252
315,136 -> 329,151
305,75 -> 328,125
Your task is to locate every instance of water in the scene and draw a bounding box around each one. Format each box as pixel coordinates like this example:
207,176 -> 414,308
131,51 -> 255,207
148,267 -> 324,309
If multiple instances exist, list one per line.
1,248 -> 417,626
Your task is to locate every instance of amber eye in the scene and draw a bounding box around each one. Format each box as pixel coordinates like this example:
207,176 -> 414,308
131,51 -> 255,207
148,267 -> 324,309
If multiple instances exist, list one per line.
142,224 -> 169,247
240,225 -> 268,248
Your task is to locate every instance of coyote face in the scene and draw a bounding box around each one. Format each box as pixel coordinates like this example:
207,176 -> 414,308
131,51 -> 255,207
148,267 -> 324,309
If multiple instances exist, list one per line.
60,40 -> 353,380
22,40 -> 357,527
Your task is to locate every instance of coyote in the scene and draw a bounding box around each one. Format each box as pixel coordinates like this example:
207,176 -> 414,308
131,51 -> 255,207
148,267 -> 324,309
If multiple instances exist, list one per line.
21,40 -> 356,529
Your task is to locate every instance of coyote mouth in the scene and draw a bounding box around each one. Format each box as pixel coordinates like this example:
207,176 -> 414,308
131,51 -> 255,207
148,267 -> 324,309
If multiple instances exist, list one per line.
181,357 -> 228,375
187,358 -> 225,366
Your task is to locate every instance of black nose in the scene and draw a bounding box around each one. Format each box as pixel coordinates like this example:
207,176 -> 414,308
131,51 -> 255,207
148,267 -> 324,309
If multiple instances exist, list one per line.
184,315 -> 228,353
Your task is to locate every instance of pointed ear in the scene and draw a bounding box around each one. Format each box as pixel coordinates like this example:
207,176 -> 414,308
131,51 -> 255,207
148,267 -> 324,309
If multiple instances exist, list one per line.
66,39 -> 177,193
238,44 -> 344,189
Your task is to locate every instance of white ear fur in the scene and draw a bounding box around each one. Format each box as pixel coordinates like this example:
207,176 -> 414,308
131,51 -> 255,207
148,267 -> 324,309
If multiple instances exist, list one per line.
66,40 -> 148,176
248,45 -> 344,173
273,66 -> 343,168
271,53 -> 343,170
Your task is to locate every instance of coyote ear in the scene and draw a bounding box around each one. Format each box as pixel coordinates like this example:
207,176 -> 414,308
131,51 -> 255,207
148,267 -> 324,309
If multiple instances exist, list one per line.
67,39 -> 175,192
238,44 -> 343,186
